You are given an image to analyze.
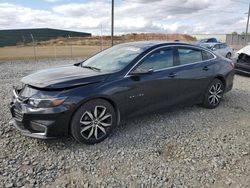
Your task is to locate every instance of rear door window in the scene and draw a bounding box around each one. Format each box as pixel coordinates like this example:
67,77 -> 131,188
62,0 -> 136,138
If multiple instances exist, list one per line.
202,50 -> 215,61
219,44 -> 225,49
177,48 -> 203,65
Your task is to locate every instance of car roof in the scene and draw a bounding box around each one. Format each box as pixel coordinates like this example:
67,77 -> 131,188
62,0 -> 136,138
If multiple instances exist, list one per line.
119,41 -> 196,49
199,38 -> 216,40
201,42 -> 224,45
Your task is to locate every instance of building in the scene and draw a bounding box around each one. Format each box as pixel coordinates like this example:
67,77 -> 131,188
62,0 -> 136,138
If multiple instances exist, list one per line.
0,28 -> 91,47
226,34 -> 250,46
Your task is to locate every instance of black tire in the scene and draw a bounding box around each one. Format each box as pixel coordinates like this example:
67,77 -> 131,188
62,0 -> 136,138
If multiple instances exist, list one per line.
202,79 -> 224,109
71,99 -> 117,144
226,53 -> 231,59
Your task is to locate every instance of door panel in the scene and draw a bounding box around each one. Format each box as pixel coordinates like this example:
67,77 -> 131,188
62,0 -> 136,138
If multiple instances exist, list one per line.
117,68 -> 185,117
113,46 -> 216,118
173,62 -> 215,102
114,47 -> 183,117
175,46 -> 215,102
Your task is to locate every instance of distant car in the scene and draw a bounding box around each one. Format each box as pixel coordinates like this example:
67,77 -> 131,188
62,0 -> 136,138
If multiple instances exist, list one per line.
199,43 -> 233,59
195,38 -> 219,45
10,41 -> 235,144
233,45 -> 250,75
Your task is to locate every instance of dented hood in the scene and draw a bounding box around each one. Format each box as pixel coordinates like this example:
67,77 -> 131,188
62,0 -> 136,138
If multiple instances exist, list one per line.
21,65 -> 109,89
237,45 -> 250,56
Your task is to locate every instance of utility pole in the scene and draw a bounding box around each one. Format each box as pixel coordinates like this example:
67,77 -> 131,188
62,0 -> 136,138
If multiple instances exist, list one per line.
30,34 -> 37,61
68,35 -> 73,58
245,3 -> 250,45
111,0 -> 114,46
100,24 -> 103,51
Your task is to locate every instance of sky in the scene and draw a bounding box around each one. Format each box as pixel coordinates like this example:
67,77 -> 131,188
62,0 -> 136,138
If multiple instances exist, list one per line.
0,0 -> 249,35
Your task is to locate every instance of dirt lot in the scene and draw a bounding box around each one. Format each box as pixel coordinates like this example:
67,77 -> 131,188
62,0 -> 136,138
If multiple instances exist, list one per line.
0,46 -> 104,60
0,59 -> 250,187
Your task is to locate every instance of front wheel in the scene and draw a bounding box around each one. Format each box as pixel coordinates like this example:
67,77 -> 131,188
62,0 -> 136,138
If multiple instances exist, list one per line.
71,99 -> 117,144
202,79 -> 224,109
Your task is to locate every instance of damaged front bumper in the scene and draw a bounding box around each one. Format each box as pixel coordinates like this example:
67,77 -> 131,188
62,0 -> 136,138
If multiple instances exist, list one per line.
235,61 -> 250,75
10,89 -> 72,139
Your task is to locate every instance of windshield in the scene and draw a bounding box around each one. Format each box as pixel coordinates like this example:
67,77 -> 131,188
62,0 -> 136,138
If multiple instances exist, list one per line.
82,44 -> 144,72
200,43 -> 214,49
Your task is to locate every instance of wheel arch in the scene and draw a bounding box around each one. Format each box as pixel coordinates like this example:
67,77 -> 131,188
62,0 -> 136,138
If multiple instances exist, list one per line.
67,96 -> 121,136
215,75 -> 226,88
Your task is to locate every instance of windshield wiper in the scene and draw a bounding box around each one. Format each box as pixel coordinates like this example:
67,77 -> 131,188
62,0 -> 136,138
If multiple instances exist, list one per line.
81,65 -> 101,72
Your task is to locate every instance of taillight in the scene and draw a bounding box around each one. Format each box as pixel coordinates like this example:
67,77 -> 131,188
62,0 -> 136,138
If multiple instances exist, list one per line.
230,62 -> 235,69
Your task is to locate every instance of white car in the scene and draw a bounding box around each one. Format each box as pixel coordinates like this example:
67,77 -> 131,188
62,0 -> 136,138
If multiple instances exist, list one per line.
199,42 -> 233,59
233,45 -> 250,75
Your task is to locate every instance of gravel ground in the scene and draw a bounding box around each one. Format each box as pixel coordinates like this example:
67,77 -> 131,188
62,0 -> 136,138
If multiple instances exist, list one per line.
0,59 -> 250,188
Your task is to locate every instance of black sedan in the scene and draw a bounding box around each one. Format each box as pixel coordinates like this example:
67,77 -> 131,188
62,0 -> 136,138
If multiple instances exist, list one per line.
10,41 -> 235,144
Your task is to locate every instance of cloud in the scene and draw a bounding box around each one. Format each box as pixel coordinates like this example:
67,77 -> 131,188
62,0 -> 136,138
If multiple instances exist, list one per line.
53,2 -> 110,17
43,0 -> 67,3
0,0 -> 247,35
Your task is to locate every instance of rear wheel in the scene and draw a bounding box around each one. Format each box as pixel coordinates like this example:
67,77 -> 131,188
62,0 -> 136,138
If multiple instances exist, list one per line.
71,99 -> 117,144
202,79 -> 224,109
226,52 -> 231,59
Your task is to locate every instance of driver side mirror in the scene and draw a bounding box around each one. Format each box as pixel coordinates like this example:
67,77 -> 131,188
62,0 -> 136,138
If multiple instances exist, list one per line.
212,47 -> 216,51
129,67 -> 154,76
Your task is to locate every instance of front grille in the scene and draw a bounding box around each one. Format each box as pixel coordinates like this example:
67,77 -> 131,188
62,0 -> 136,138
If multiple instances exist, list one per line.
13,108 -> 23,121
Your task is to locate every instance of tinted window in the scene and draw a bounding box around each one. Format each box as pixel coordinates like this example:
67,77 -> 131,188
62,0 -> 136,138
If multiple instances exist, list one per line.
221,44 -> 227,48
178,48 -> 203,65
219,44 -> 224,49
137,48 -> 174,70
214,44 -> 220,49
202,50 -> 214,60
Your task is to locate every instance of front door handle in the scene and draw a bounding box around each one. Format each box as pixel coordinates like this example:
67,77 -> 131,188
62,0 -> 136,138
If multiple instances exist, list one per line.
203,66 -> 209,71
168,73 -> 177,78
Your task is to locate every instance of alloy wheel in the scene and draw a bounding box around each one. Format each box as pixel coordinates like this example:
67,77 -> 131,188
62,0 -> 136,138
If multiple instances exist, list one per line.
208,83 -> 223,106
79,106 -> 112,140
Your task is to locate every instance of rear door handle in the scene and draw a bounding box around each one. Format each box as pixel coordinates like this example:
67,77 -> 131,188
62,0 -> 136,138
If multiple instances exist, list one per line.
168,73 -> 177,78
203,66 -> 209,71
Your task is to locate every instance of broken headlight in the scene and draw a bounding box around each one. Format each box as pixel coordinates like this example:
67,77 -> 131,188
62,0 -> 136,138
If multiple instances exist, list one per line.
28,97 -> 66,108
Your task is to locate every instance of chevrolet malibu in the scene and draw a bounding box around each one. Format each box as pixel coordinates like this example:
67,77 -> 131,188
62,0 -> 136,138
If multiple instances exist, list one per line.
10,41 -> 235,144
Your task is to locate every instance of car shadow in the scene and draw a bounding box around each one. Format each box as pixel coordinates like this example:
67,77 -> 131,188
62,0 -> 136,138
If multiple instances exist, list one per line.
40,104 -> 209,150
39,88 -> 250,152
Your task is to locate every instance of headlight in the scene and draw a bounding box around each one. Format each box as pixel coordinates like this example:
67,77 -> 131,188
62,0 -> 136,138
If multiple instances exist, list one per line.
28,97 -> 66,108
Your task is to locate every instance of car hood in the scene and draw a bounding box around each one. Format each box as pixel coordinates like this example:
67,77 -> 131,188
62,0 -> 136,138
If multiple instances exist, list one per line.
21,65 -> 109,89
237,45 -> 250,56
